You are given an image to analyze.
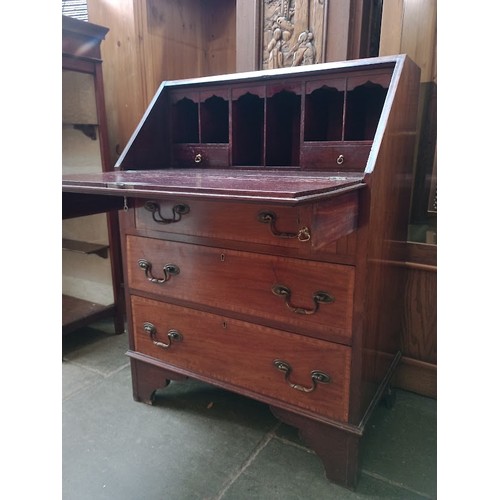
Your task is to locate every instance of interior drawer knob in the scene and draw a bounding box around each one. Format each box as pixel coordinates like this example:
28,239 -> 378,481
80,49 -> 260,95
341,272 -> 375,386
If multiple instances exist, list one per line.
143,322 -> 183,349
272,284 -> 334,315
194,153 -> 202,163
336,154 -> 344,165
273,359 -> 331,393
138,259 -> 180,284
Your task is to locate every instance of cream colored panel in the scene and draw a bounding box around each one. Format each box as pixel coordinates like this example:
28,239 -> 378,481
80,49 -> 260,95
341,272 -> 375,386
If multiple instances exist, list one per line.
62,212 -> 111,304
62,214 -> 109,244
62,70 -> 98,124
62,124 -> 102,174
62,254 -> 114,305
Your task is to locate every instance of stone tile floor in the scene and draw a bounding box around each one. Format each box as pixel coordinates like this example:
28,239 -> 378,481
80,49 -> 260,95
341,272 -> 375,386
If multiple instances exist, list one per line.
62,319 -> 437,499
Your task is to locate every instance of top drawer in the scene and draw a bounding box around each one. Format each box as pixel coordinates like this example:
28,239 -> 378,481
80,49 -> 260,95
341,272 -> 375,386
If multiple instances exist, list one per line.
134,193 -> 359,251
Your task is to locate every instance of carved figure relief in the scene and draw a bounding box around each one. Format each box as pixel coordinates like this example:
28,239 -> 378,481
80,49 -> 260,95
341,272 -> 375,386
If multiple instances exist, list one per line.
262,0 -> 327,69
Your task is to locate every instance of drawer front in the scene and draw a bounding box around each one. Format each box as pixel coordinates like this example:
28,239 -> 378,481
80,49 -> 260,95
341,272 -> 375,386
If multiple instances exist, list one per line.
127,236 -> 354,342
135,198 -> 309,250
172,144 -> 229,167
135,196 -> 359,251
301,143 -> 371,171
131,295 -> 351,422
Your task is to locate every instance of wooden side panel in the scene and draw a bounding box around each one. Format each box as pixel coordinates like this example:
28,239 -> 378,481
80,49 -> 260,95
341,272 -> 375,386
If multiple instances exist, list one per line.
401,267 -> 437,363
365,241 -> 436,398
324,0 -> 351,62
236,0 -> 260,71
202,0 -> 236,75
87,0 -> 148,166
379,0 -> 437,232
88,0 -> 237,167
394,357 -> 436,399
380,0 -> 436,83
394,242 -> 437,398
349,56 -> 421,423
379,0 -> 405,56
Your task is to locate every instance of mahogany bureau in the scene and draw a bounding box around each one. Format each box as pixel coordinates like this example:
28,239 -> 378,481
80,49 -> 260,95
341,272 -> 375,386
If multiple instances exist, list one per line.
62,55 -> 420,489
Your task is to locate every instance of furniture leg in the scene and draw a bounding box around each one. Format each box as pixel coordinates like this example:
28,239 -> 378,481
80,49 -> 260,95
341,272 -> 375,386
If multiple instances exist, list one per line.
270,406 -> 362,489
129,358 -> 187,404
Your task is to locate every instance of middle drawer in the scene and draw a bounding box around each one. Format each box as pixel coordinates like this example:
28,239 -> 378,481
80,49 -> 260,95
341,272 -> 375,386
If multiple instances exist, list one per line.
126,235 -> 355,343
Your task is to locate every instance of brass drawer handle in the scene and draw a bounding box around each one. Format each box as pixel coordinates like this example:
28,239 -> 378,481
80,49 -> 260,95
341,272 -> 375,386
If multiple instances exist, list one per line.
144,200 -> 190,224
272,284 -> 334,315
257,211 -> 311,242
143,322 -> 183,349
138,259 -> 180,284
273,359 -> 331,393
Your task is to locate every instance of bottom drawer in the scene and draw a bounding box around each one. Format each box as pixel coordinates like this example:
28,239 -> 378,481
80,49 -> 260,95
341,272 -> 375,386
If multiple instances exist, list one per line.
130,295 -> 351,422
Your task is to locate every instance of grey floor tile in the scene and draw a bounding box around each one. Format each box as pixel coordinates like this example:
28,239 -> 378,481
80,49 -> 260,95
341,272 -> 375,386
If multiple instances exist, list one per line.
220,438 -> 428,500
267,402 -> 436,498
63,368 -> 277,500
62,360 -> 105,400
361,391 -> 437,499
63,327 -> 129,376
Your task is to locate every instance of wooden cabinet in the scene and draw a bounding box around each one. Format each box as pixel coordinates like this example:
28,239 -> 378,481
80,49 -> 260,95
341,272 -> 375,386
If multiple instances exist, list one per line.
62,55 -> 420,489
62,15 -> 125,335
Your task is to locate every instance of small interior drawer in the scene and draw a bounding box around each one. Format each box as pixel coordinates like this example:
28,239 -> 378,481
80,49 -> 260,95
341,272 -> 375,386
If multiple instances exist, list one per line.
130,295 -> 351,422
171,144 -> 229,167
301,142 -> 371,171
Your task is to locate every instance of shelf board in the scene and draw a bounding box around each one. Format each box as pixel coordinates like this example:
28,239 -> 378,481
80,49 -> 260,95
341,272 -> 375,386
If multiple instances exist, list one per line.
62,294 -> 114,335
62,238 -> 109,258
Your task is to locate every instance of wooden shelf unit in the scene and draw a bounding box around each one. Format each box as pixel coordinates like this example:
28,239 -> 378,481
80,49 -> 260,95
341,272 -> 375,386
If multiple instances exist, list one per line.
62,15 -> 125,336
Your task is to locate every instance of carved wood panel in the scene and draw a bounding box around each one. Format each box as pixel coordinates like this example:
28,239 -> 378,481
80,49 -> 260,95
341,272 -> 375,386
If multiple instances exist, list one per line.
261,0 -> 328,69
